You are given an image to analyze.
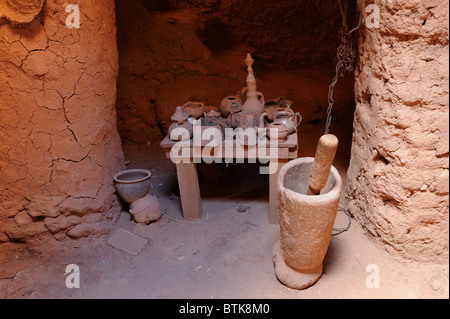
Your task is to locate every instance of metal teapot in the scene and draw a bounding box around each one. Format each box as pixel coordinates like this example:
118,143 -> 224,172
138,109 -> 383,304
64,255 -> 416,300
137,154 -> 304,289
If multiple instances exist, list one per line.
273,108 -> 302,135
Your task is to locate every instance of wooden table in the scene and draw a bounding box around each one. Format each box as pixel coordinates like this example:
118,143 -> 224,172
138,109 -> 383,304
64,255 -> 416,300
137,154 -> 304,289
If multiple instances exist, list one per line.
160,133 -> 298,224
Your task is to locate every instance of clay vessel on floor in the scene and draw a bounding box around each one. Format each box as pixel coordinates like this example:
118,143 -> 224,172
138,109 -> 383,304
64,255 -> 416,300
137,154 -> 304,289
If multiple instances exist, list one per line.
129,194 -> 162,225
113,169 -> 162,225
113,169 -> 152,204
274,157 -> 342,289
169,106 -> 193,141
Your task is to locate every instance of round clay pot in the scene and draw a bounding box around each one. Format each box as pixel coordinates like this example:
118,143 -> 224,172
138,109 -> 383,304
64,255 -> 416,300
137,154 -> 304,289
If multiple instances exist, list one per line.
182,101 -> 205,119
220,96 -> 243,118
113,169 -> 152,204
274,157 -> 342,289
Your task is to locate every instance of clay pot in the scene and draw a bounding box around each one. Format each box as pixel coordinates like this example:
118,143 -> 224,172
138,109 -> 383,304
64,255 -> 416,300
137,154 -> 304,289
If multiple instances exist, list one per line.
204,109 -> 221,124
113,169 -> 152,204
113,169 -> 162,225
169,106 -> 193,141
274,157 -> 342,289
220,96 -> 243,118
129,194 -> 162,225
182,101 -> 205,119
267,122 -> 289,142
242,91 -> 265,118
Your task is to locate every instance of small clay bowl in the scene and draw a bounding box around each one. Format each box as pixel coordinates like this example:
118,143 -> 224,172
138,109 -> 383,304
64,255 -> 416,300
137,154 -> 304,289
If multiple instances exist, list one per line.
182,101 -> 205,119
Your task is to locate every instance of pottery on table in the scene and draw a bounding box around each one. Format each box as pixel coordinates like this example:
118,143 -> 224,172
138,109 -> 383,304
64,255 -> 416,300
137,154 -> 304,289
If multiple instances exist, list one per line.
235,112 -> 260,146
267,122 -> 289,142
220,96 -> 243,118
273,108 -> 302,135
182,101 -> 205,119
194,119 -> 224,147
204,109 -> 221,125
169,106 -> 193,141
238,112 -> 259,130
220,87 -> 247,118
242,54 -> 265,118
226,100 -> 243,129
259,111 -> 270,128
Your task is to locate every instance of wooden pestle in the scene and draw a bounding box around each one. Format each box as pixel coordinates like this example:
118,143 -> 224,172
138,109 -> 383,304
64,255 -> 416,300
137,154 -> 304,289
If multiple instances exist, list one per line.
307,134 -> 339,195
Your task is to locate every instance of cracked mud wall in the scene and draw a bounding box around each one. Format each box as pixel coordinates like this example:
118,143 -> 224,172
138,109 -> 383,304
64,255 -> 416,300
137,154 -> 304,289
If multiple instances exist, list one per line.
346,0 -> 449,262
0,0 -> 125,243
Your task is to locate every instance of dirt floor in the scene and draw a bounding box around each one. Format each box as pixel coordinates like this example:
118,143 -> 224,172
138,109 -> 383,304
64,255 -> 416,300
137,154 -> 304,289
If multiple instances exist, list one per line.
0,125 -> 448,299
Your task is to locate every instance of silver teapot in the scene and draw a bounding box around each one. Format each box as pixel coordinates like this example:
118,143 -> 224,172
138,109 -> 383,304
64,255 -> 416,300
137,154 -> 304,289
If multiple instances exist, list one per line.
273,108 -> 302,135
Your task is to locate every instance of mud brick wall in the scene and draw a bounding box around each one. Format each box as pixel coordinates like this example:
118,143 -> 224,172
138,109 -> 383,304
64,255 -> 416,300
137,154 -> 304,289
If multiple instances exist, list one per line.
346,0 -> 449,262
0,0 -> 125,243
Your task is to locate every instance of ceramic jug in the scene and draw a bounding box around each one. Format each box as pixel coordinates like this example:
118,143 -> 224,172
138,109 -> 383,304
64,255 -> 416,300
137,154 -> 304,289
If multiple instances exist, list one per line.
242,91 -> 265,118
242,54 -> 265,118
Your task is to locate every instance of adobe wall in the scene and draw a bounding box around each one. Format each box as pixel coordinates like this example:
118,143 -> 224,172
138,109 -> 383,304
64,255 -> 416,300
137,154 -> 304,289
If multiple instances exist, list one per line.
0,0 -> 125,244
347,0 -> 449,262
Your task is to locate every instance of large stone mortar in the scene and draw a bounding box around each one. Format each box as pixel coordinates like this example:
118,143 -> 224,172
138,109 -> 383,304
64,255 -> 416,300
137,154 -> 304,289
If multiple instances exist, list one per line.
274,157 -> 342,289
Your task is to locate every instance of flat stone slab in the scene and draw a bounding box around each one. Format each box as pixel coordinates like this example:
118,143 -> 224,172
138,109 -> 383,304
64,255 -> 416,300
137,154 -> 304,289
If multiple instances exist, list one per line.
108,228 -> 148,255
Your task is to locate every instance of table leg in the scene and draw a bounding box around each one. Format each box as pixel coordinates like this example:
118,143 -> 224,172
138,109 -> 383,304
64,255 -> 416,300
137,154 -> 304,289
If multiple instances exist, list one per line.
176,162 -> 202,219
269,159 -> 288,224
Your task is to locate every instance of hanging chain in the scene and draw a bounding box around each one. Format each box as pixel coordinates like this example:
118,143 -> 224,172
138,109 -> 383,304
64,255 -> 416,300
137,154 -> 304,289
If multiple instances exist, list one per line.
325,0 -> 363,135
